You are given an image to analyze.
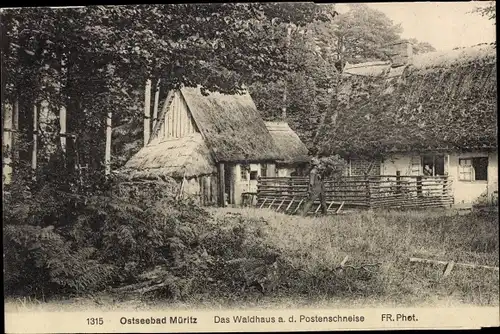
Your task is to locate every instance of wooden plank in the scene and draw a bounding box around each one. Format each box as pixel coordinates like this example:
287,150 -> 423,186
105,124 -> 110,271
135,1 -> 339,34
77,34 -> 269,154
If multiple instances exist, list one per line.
167,93 -> 173,138
276,199 -> 286,211
409,257 -> 499,271
292,199 -> 304,214
314,203 -> 321,214
335,201 -> 345,214
326,201 -> 335,212
371,198 -> 454,206
442,261 -> 455,278
285,198 -> 295,212
268,198 -> 277,209
152,79 -> 160,128
340,255 -> 349,267
259,198 -> 268,209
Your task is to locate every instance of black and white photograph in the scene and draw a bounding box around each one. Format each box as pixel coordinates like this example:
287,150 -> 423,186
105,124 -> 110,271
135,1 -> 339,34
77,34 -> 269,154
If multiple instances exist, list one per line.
2,2 -> 498,332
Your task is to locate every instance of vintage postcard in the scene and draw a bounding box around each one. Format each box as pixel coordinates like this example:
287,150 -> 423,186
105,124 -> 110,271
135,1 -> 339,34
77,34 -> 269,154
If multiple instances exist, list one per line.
2,2 -> 498,333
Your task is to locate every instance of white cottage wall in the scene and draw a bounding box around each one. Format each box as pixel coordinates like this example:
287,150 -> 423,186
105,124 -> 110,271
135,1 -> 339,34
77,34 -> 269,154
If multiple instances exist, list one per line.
277,167 -> 294,177
381,154 -> 414,175
448,152 -> 497,204
232,163 -> 267,205
381,151 -> 498,205
487,152 -> 498,200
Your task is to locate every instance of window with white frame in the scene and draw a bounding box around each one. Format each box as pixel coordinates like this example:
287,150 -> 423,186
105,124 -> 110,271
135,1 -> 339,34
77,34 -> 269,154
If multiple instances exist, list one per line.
240,167 -> 248,181
422,155 -> 445,176
459,157 -> 488,181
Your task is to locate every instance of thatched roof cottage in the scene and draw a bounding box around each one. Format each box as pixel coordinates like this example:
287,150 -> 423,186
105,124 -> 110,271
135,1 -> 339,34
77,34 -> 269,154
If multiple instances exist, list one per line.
123,86 -> 309,206
316,42 -> 497,205
264,121 -> 310,177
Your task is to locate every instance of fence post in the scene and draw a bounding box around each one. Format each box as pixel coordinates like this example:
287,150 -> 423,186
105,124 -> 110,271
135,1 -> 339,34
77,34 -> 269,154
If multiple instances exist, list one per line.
396,171 -> 402,195
417,175 -> 423,198
365,176 -> 371,208
442,175 -> 447,196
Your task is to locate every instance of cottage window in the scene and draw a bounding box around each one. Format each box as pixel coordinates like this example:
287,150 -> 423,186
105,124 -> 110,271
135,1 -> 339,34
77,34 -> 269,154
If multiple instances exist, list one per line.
459,157 -> 488,181
250,171 -> 258,180
422,155 -> 445,176
240,168 -> 248,181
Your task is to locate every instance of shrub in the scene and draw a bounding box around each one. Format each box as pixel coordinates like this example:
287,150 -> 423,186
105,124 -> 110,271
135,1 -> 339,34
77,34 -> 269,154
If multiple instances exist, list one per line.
3,179 -> 287,300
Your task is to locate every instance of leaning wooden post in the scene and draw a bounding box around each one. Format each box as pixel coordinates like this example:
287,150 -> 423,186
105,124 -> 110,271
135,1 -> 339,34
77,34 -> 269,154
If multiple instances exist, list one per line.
2,101 -> 13,186
104,111 -> 112,177
144,79 -> 152,146
152,79 -> 160,129
32,103 -> 38,180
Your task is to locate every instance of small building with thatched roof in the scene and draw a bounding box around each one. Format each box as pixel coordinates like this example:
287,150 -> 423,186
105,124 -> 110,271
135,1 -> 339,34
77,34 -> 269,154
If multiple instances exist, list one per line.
264,121 -> 310,177
122,86 -> 284,206
317,42 -> 497,205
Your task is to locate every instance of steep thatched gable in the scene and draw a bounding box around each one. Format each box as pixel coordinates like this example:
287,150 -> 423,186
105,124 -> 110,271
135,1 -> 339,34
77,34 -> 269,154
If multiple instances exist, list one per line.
179,86 -> 281,162
265,121 -> 309,164
317,43 -> 497,158
123,133 -> 215,179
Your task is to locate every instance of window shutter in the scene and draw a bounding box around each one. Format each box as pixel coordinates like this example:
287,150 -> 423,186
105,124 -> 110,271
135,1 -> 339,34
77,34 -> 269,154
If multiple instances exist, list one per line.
459,159 -> 472,181
410,155 -> 421,176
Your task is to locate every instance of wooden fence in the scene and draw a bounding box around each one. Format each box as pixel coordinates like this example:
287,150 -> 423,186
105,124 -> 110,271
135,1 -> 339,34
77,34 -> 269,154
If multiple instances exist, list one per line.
256,175 -> 453,214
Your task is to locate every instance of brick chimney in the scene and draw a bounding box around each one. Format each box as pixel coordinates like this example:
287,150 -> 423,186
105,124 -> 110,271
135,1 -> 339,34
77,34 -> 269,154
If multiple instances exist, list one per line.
386,41 -> 413,68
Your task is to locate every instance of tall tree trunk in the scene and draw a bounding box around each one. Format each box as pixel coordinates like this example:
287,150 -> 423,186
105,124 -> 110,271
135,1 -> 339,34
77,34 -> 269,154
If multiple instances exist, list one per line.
282,24 -> 292,120
2,101 -> 13,186
144,79 -> 152,146
312,75 -> 342,153
59,55 -> 67,154
104,111 -> 112,176
12,97 -> 19,173
32,103 -> 38,180
59,106 -> 67,153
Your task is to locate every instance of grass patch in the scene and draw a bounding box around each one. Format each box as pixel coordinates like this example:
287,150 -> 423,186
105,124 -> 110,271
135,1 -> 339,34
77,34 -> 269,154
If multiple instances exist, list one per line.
4,206 -> 498,310
209,208 -> 499,306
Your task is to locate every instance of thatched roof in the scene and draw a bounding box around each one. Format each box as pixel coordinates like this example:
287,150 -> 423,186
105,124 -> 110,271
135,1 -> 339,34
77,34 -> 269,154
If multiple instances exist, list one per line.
265,121 -> 309,164
343,61 -> 391,77
122,133 -> 215,179
317,43 -> 497,157
152,86 -> 281,163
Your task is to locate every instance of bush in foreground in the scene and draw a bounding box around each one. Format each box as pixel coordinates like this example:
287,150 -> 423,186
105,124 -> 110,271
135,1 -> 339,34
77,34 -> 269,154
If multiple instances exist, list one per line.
3,181 -> 289,299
